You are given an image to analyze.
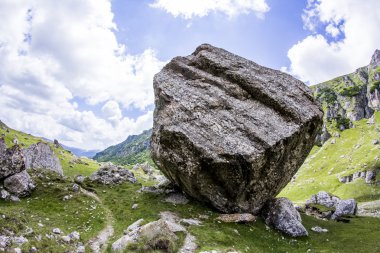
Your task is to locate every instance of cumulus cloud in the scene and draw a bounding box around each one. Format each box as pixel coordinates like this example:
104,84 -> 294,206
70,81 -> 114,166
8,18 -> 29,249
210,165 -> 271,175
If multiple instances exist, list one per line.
285,0 -> 380,84
0,0 -> 165,150
150,0 -> 270,19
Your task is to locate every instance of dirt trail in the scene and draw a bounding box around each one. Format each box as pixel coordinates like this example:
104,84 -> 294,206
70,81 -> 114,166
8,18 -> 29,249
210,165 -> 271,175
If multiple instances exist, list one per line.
81,188 -> 114,253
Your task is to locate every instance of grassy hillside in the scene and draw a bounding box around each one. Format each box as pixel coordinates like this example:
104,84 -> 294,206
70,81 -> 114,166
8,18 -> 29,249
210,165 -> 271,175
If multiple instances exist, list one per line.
1,122 -> 380,252
280,112 -> 380,203
93,129 -> 153,166
0,123 -> 100,178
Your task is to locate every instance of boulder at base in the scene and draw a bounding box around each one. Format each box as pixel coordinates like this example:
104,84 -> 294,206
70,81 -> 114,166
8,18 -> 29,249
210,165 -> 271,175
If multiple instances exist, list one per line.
262,197 -> 308,237
151,44 -> 323,214
4,170 -> 35,197
22,142 -> 63,176
0,138 -> 25,179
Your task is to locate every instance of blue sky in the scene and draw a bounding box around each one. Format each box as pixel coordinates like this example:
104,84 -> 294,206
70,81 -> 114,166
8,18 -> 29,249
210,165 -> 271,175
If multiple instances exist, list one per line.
0,0 -> 379,150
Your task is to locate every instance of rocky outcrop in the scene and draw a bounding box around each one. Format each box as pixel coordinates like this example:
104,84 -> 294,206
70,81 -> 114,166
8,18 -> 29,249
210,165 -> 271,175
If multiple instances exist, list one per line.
22,142 -> 63,176
0,138 -> 35,199
314,50 -> 380,143
305,191 -> 357,220
151,44 -> 323,214
338,169 -> 378,184
90,163 -> 137,185
3,170 -> 35,197
261,197 -> 308,237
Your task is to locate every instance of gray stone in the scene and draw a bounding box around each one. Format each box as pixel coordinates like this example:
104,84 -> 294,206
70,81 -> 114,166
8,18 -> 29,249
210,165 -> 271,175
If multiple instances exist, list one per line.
52,228 -> 61,234
332,199 -> 357,219
13,248 -> 22,253
74,175 -> 85,184
151,44 -> 323,214
179,233 -> 197,253
311,226 -> 328,233
0,189 -> 10,200
22,142 -> 63,176
365,170 -> 376,183
262,197 -> 308,237
69,231 -> 80,241
0,236 -> 11,248
131,203 -> 138,210
0,139 -> 25,179
4,170 -> 35,197
72,183 -> 80,192
12,236 -> 28,246
77,246 -> 85,253
306,191 -> 340,208
180,219 -> 202,226
90,164 -> 136,185
61,235 -> 71,243
139,219 -> 179,249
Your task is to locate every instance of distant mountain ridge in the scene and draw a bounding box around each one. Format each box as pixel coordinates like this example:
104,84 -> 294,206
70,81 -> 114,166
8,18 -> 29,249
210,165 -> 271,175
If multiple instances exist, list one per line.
93,129 -> 153,165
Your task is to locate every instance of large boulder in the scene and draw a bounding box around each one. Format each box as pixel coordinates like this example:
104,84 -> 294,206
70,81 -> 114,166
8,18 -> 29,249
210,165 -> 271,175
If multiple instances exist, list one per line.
4,170 -> 35,197
262,197 -> 308,237
0,138 -> 25,179
151,44 -> 323,214
22,142 -> 63,176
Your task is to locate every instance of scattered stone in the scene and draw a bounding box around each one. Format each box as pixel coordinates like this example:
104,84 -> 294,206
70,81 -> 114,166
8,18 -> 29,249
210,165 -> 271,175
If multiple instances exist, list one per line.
139,219 -> 179,249
179,233 -> 198,253
332,199 -> 357,219
10,195 -> 20,202
306,191 -> 339,208
131,203 -> 138,210
133,163 -> 154,175
52,228 -> 61,234
123,219 -> 144,235
63,195 -> 73,201
13,248 -> 22,253
77,245 -> 85,253
13,138 -> 19,145
216,213 -> 256,223
0,189 -> 10,200
69,231 -> 80,241
262,197 -> 308,237
30,246 -> 37,252
151,44 -> 323,214
90,164 -> 136,185
164,192 -> 189,205
331,139 -> 336,144
0,236 -> 11,248
311,226 -> 328,233
4,170 -> 35,197
53,139 -> 62,149
12,236 -> 28,246
373,140 -> 379,145
37,223 -> 44,227
72,183 -> 80,192
61,235 -> 71,243
74,175 -> 85,184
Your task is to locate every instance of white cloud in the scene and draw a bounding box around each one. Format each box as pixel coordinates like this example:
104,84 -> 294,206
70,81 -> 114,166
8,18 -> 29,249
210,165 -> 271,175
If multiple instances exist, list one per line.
285,0 -> 380,84
0,0 -> 164,150
150,0 -> 270,19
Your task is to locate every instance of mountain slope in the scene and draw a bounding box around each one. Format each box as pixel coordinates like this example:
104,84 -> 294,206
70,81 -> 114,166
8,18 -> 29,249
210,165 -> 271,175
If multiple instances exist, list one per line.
313,49 -> 380,143
93,129 -> 153,165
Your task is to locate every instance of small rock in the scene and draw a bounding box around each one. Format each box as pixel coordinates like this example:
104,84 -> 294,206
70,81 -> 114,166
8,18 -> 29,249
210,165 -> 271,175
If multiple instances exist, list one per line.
10,195 -> 20,202
72,184 -> 80,192
311,226 -> 328,233
37,223 -> 44,227
131,203 -> 138,210
0,189 -> 10,200
373,140 -> 379,145
74,175 -> 85,184
30,246 -> 37,252
216,213 -> 256,223
262,197 -> 308,237
63,195 -> 73,201
61,235 -> 71,243
0,236 -> 11,248
52,228 -> 61,234
332,199 -> 357,219
12,236 -> 28,246
77,246 -> 85,253
68,231 -> 80,241
123,219 -> 144,235
13,248 -> 22,253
